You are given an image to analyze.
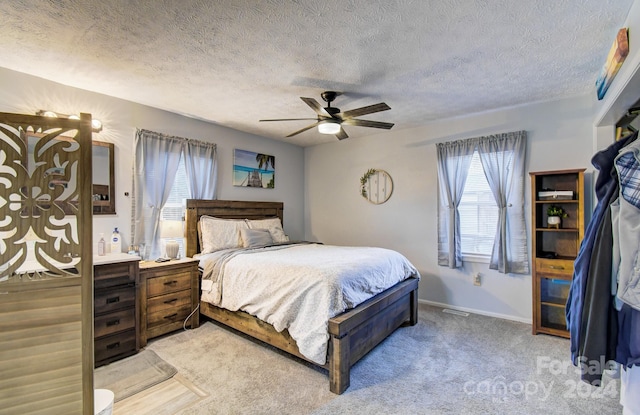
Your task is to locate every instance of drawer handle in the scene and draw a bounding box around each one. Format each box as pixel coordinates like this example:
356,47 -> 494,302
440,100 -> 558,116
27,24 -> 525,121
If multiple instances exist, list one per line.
163,280 -> 178,286
106,319 -> 120,327
106,296 -> 120,304
106,342 -> 120,350
164,298 -> 178,304
164,313 -> 178,320
548,265 -> 565,270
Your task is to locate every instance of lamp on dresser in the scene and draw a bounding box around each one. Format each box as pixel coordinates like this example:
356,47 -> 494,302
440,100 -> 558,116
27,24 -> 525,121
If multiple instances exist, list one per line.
160,220 -> 183,259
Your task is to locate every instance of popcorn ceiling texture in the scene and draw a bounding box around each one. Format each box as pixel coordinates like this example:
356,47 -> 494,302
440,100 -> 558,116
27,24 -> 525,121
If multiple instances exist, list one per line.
0,0 -> 633,146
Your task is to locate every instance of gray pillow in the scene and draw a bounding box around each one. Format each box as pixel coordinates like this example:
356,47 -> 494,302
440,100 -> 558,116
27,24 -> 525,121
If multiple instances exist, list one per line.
240,228 -> 273,248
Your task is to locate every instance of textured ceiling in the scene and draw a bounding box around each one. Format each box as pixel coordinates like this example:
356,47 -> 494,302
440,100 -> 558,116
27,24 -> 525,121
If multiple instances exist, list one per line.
0,0 -> 634,146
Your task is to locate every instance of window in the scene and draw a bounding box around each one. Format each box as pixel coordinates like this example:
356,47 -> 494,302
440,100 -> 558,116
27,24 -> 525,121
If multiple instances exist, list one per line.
458,151 -> 499,258
436,130 -> 528,274
133,129 -> 217,260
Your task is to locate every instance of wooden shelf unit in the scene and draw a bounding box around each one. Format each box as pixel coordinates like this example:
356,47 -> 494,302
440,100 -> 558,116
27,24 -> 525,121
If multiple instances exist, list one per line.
529,169 -> 585,338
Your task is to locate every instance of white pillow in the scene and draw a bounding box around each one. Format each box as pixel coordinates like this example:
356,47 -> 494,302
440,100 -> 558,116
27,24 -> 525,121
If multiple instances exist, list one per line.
199,216 -> 248,254
246,217 -> 288,243
240,228 -> 273,248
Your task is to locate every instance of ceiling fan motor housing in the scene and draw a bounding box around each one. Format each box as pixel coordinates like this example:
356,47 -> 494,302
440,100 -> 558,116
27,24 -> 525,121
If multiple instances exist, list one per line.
320,91 -> 338,103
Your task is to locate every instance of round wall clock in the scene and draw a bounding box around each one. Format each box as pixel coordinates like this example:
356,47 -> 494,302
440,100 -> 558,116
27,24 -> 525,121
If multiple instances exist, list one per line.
360,169 -> 393,204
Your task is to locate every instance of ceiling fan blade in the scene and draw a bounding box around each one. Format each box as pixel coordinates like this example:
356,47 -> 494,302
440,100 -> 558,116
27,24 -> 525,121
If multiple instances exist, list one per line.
341,103 -> 391,118
335,128 -> 348,140
259,118 -> 318,122
301,97 -> 331,117
286,121 -> 321,137
342,119 -> 395,129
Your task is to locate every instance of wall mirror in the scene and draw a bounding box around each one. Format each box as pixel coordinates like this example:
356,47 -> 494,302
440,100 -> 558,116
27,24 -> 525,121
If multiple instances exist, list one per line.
22,132 -> 115,215
92,140 -> 115,214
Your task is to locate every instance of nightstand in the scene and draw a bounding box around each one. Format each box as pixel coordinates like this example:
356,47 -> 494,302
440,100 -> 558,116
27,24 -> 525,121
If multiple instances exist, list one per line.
139,257 -> 200,346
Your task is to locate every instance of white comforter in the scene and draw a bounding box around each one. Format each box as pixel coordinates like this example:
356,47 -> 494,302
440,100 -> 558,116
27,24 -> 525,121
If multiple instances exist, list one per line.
198,243 -> 419,365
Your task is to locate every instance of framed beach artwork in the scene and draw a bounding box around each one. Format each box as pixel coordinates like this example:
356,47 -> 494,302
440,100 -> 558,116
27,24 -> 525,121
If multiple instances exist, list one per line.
596,28 -> 629,101
233,149 -> 275,188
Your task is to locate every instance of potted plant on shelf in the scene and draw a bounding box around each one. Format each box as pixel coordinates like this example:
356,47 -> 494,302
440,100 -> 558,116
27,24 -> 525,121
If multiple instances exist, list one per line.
547,205 -> 568,229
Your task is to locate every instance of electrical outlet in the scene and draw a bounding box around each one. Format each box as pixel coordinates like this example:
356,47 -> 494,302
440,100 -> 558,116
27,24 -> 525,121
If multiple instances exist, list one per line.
473,273 -> 482,286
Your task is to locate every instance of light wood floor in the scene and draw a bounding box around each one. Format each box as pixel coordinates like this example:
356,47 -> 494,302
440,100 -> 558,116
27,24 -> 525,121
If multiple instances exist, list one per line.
113,374 -> 207,415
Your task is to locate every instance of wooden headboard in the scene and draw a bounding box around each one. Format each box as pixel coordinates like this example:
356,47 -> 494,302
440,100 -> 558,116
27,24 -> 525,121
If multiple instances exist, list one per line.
184,199 -> 284,258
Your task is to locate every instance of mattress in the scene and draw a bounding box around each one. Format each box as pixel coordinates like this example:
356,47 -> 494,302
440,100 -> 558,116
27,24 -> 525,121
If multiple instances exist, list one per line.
198,243 -> 419,364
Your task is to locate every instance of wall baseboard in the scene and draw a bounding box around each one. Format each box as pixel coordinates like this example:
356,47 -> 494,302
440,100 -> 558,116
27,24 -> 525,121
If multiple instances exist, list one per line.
418,299 -> 532,325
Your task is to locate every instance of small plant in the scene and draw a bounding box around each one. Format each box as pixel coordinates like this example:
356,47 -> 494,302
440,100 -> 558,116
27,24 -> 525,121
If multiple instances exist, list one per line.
547,205 -> 568,218
360,168 -> 377,198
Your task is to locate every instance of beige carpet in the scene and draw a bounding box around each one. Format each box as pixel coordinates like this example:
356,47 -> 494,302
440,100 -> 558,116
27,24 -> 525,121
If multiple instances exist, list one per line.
146,304 -> 623,414
94,349 -> 178,402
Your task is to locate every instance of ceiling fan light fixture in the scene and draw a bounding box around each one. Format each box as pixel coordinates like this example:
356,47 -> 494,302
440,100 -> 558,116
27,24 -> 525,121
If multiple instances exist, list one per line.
318,121 -> 341,135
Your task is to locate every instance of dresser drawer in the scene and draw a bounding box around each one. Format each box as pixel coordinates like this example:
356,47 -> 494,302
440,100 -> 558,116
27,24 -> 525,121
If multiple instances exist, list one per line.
147,305 -> 192,330
94,261 -> 137,289
147,272 -> 191,297
535,258 -> 574,276
95,329 -> 137,366
147,289 -> 192,314
95,307 -> 136,338
95,284 -> 135,315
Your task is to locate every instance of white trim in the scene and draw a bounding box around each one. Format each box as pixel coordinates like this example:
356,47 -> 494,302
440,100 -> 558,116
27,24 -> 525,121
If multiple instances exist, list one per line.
418,299 -> 532,324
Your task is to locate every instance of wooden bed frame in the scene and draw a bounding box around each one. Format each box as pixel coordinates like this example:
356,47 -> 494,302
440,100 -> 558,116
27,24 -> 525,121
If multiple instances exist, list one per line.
185,199 -> 419,394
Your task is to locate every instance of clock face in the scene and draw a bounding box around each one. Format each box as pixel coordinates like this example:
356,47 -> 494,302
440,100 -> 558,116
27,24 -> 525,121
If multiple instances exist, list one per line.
361,169 -> 393,204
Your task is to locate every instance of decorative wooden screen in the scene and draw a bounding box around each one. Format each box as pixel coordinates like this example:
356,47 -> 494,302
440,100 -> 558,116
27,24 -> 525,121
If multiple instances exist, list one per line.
0,113 -> 94,414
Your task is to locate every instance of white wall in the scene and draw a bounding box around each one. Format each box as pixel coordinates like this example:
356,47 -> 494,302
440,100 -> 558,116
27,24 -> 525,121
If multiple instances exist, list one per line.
305,95 -> 596,322
0,67 -> 305,251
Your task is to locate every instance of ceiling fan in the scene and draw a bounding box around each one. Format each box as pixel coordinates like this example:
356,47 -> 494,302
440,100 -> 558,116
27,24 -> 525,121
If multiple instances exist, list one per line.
259,91 -> 394,140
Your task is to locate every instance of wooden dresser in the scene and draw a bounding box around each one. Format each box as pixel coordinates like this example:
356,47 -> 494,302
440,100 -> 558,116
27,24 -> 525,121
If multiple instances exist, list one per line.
93,254 -> 141,367
140,258 -> 200,346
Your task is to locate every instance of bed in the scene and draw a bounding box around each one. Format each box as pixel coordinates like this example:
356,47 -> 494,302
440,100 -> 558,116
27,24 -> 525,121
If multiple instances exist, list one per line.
185,199 -> 419,394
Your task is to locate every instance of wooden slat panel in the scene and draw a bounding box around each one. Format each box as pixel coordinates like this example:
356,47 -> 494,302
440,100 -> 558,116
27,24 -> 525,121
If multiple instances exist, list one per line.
0,285 -> 84,415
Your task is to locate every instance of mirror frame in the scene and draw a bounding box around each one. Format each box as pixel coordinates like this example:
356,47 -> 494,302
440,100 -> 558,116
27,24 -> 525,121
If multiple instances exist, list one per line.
92,140 -> 115,215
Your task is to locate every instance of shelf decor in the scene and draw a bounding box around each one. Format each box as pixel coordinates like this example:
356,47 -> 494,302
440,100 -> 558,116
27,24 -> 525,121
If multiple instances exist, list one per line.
360,168 -> 393,204
546,205 -> 568,229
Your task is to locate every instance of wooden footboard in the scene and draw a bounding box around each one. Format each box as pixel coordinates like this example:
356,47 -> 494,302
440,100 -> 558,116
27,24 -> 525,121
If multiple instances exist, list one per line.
199,276 -> 419,394
327,276 -> 418,393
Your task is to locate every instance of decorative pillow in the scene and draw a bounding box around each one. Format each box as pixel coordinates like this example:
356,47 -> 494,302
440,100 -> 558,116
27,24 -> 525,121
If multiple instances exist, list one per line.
240,228 -> 273,248
199,216 -> 248,254
246,217 -> 289,243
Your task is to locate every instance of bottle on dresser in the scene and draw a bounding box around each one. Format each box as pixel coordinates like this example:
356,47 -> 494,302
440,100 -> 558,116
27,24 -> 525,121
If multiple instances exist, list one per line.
111,227 -> 122,254
98,233 -> 106,256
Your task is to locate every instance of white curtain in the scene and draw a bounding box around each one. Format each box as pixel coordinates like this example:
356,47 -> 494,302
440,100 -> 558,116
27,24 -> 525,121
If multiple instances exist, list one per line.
477,131 -> 529,274
133,129 -> 184,259
436,130 -> 528,274
436,140 -> 475,268
184,139 -> 218,199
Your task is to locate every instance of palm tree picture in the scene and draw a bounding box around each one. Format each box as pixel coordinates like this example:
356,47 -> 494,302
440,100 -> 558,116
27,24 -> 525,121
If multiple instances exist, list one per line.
233,149 -> 275,188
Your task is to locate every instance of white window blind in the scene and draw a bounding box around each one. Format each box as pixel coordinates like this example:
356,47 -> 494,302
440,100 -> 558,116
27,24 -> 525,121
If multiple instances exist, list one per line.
458,151 -> 498,257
